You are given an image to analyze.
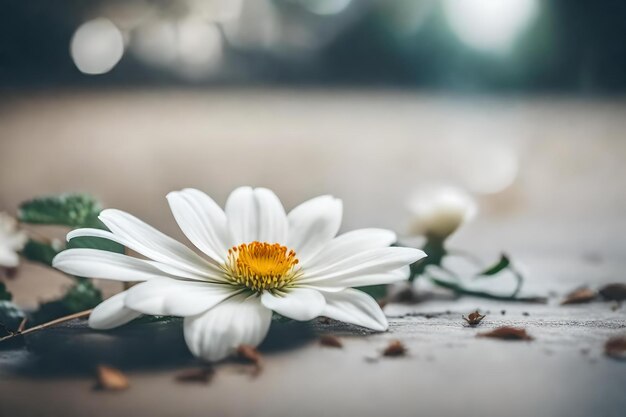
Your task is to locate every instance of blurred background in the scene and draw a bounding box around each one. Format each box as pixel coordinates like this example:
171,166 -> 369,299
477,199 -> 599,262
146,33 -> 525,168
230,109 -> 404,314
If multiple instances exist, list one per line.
2,0 -> 626,91
1,0 -> 626,306
0,0 -> 626,91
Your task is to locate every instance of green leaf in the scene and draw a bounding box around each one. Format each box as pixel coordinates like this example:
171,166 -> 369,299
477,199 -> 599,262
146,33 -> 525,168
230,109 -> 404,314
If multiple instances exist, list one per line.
29,300 -> 69,325
19,194 -> 124,266
66,235 -> 124,254
0,283 -> 12,301
31,281 -> 104,324
18,194 -> 102,227
65,218 -> 125,255
0,300 -> 26,337
475,253 -> 510,278
60,280 -> 103,312
356,284 -> 388,300
21,239 -> 61,267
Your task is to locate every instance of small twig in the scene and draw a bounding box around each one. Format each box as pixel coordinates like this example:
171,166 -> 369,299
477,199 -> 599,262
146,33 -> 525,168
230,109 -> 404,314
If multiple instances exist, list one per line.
0,309 -> 92,343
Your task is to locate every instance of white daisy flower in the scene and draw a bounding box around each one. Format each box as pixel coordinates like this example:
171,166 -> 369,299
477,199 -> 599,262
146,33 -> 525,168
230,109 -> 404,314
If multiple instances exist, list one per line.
407,186 -> 477,241
0,212 -> 28,268
53,187 -> 425,361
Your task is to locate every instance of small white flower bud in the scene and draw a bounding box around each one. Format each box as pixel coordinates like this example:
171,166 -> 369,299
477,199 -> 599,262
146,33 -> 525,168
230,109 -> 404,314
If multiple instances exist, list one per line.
0,212 -> 28,268
407,186 -> 477,241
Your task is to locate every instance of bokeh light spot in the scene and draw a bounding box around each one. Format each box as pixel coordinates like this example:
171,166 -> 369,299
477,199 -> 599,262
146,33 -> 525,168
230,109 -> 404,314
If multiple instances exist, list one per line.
70,18 -> 124,75
443,0 -> 539,53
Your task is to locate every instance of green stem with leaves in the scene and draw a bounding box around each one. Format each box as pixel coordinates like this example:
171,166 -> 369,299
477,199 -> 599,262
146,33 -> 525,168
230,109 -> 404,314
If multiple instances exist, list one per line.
408,238 -> 539,302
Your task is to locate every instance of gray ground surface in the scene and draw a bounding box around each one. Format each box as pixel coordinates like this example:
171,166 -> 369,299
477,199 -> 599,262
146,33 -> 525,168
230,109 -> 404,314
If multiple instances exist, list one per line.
1,298 -> 625,417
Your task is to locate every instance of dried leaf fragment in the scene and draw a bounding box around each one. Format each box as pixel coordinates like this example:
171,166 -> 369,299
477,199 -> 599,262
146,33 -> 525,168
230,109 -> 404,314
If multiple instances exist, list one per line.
477,326 -> 533,341
237,344 -> 262,366
605,336 -> 626,360
383,340 -> 407,357
462,310 -> 485,326
599,283 -> 626,302
95,365 -> 129,391
176,367 -> 215,384
17,317 -> 27,332
236,345 -> 263,377
319,335 -> 343,348
561,287 -> 597,305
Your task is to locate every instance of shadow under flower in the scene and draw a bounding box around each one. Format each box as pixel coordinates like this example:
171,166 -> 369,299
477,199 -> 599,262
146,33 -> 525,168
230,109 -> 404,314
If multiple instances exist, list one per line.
3,316 -> 317,377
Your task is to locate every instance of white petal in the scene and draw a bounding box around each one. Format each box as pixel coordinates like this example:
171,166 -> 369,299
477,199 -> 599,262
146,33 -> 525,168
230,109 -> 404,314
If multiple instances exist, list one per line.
145,260 -> 226,282
5,230 -> 27,251
183,294 -> 272,362
0,247 -> 19,268
287,195 -> 342,263
303,228 -> 396,269
124,279 -> 241,316
225,186 -> 258,243
166,189 -> 231,263
302,247 -> 425,285
67,227 -> 116,242
89,291 -> 142,330
67,228 -> 223,282
261,288 -> 326,321
99,209 -> 219,277
304,266 -> 410,291
254,188 -> 288,243
320,288 -> 388,331
52,249 -> 173,281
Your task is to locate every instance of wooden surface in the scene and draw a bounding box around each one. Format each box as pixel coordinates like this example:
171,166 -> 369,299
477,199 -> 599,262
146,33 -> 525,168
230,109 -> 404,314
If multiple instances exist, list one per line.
0,90 -> 625,416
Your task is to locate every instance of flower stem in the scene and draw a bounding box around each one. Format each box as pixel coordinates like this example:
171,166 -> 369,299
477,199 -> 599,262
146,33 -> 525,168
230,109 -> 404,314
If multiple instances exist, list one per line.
0,309 -> 92,343
429,277 -> 546,303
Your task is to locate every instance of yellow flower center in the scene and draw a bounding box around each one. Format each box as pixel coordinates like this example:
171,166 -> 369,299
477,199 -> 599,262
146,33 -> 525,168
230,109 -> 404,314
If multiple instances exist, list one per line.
225,242 -> 300,292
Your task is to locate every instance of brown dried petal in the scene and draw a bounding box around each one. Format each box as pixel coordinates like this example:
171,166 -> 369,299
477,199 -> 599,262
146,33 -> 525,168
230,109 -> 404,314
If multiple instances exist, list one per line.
17,317 -> 27,332
237,344 -> 262,366
463,310 -> 486,326
319,335 -> 343,348
605,336 -> 626,360
383,340 -> 407,357
94,365 -> 129,391
176,367 -> 215,384
599,283 -> 626,302
561,287 -> 597,305
477,326 -> 534,341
